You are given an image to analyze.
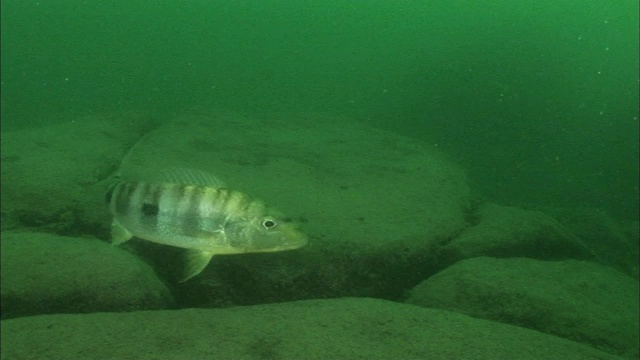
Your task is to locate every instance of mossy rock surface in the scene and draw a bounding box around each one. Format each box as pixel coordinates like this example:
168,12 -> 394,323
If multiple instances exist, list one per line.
1,231 -> 174,319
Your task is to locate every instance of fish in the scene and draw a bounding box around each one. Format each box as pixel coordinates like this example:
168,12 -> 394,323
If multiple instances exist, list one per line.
106,168 -> 307,282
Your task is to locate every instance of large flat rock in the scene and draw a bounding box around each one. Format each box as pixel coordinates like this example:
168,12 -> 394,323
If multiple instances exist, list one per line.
116,111 -> 471,248
0,298 -> 623,360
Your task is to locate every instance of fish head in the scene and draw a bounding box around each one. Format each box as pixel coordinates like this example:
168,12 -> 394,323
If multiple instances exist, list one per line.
227,215 -> 307,253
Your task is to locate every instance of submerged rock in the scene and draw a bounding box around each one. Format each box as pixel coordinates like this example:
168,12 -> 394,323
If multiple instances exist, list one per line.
1,231 -> 174,319
1,298 -> 625,360
406,257 -> 639,359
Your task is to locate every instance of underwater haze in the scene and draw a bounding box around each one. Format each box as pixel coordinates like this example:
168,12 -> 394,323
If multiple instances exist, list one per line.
1,0 -> 638,217
2,2 -> 640,359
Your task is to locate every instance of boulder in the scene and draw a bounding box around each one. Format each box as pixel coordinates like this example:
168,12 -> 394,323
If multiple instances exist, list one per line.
543,207 -> 639,278
1,298 -> 624,360
0,111 -> 158,237
1,232 -> 174,319
441,202 -> 594,260
406,257 -> 639,359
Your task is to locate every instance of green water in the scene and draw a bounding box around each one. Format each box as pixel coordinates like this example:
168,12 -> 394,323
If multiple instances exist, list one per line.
1,0 -> 638,218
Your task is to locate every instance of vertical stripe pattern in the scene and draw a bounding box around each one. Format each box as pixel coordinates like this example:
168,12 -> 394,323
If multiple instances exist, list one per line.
110,180 -> 269,241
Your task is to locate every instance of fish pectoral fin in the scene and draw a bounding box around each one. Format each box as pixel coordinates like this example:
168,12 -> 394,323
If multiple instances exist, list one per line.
111,219 -> 133,246
180,250 -> 214,283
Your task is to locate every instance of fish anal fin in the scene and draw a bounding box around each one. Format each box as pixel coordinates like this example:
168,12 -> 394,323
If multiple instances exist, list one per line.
111,219 -> 133,246
180,250 -> 214,282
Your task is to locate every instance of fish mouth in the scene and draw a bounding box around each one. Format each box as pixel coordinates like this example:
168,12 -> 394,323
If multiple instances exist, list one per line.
282,235 -> 308,250
267,234 -> 307,251
281,227 -> 308,249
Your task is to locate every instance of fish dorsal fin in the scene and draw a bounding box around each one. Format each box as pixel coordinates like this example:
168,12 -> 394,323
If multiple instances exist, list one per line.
156,167 -> 225,187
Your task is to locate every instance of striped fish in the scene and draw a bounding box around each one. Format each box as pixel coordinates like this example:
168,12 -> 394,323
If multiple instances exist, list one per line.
106,169 -> 307,282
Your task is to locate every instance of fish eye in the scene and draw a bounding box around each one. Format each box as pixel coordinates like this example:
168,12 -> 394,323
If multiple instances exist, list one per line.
262,218 -> 277,229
